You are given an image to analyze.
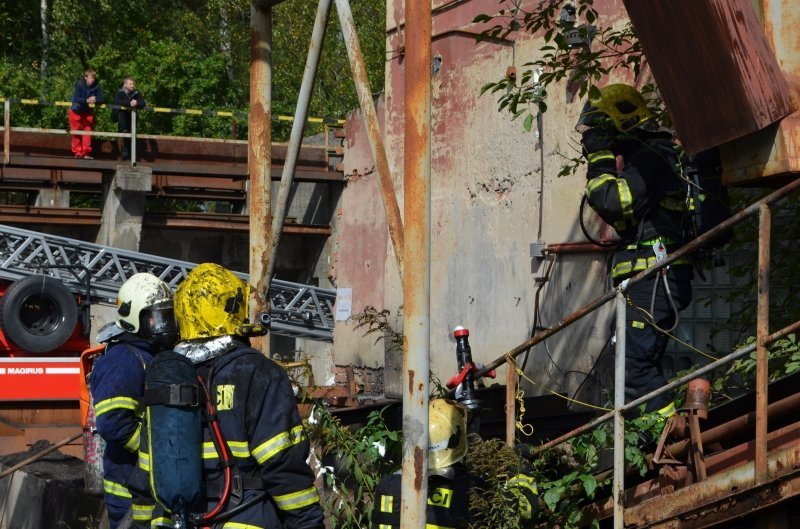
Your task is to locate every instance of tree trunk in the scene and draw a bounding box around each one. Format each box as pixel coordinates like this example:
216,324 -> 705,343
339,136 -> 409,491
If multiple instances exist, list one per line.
40,0 -> 50,99
220,2 -> 234,83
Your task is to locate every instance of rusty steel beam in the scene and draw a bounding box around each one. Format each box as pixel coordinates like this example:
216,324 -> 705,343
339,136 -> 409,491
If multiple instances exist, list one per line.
249,0 -> 273,355
3,157 -> 342,183
4,129 -> 331,167
400,0 -> 432,527
658,389 -> 800,465
0,207 -> 330,235
756,203 -> 772,483
587,424 -> 800,527
625,444 -> 800,528
267,0 -> 331,283
335,0 -> 404,281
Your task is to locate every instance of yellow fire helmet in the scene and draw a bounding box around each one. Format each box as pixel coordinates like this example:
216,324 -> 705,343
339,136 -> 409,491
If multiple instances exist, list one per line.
428,398 -> 468,470
175,263 -> 250,341
580,83 -> 654,133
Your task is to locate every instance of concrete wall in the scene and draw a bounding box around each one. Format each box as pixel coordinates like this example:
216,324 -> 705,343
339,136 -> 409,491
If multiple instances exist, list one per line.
329,0 -> 636,404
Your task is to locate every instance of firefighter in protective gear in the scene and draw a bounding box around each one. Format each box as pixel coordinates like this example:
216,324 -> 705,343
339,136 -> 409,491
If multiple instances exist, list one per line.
371,399 -> 538,529
579,83 -> 692,418
128,262 -> 324,529
89,273 -> 179,529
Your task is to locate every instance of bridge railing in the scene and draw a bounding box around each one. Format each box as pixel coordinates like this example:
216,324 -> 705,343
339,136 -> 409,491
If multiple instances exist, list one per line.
1,97 -> 344,167
473,176 -> 800,528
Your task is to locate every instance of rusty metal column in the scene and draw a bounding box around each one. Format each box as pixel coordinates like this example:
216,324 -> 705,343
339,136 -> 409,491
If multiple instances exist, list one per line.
613,290 -> 626,529
3,99 -> 9,164
265,0 -> 331,283
400,0 -> 431,527
335,0 -> 404,280
249,1 -> 272,354
755,202 -> 771,483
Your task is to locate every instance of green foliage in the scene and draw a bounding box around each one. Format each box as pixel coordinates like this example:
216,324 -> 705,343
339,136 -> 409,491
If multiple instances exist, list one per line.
708,334 -> 800,403
528,410 -> 662,529
305,406 -> 401,529
465,437 -> 529,529
476,1 -> 659,130
0,0 -> 386,140
351,305 -> 404,355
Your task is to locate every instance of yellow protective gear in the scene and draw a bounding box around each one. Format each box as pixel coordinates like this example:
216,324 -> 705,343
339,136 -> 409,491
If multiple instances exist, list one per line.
582,83 -> 654,133
428,399 -> 468,470
175,263 -> 250,340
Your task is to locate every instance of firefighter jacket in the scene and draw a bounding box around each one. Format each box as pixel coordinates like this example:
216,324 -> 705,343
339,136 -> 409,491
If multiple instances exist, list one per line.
90,334 -> 154,505
129,340 -> 324,529
372,465 -> 473,529
582,128 -> 693,283
371,464 -> 538,529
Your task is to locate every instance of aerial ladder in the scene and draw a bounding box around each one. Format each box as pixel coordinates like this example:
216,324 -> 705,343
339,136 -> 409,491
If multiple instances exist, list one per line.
0,224 -> 336,400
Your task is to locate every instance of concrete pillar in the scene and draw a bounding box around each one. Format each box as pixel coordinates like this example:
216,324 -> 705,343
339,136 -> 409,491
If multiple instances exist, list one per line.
95,165 -> 152,250
34,188 -> 70,208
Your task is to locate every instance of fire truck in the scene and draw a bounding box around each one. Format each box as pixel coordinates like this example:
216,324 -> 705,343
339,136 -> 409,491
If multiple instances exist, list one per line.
0,224 -> 336,402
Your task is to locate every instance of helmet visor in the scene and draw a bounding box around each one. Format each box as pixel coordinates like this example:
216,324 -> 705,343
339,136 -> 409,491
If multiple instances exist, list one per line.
140,301 -> 179,348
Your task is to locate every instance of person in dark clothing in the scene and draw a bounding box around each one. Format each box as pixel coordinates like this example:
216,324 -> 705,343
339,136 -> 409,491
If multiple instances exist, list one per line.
90,273 -> 179,529
128,263 -> 325,529
579,84 -> 693,418
113,76 -> 145,160
371,399 -> 538,529
69,69 -> 105,159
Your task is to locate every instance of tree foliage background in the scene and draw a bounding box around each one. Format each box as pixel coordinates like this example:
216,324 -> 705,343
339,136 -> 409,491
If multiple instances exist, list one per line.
0,0 -> 386,140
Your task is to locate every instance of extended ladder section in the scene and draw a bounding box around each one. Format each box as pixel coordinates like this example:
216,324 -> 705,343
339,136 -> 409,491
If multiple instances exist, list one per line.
0,224 -> 336,342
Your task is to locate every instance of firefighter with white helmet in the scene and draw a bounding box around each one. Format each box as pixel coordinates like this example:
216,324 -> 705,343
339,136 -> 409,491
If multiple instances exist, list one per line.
371,398 -> 538,528
90,272 -> 179,529
579,83 -> 695,419
128,262 -> 324,529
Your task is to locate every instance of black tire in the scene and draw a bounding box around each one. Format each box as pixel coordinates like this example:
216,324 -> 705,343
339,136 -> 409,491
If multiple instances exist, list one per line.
0,276 -> 79,353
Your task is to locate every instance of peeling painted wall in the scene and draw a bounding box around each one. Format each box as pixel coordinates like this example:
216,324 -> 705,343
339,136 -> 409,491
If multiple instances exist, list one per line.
331,0 -> 634,403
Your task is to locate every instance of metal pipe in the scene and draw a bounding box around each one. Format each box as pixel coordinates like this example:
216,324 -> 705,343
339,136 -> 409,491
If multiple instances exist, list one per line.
506,358 -> 516,446
546,240 -> 619,254
249,1 -> 273,354
265,0 -> 331,283
755,203 -> 771,483
4,99 -> 9,164
131,110 -> 137,167
532,317 -> 800,455
335,0 -> 405,280
401,0 -> 432,526
613,292 -> 626,529
475,176 -> 800,378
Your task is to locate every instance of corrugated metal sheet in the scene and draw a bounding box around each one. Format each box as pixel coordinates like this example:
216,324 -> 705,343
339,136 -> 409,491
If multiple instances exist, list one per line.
623,0 -> 792,154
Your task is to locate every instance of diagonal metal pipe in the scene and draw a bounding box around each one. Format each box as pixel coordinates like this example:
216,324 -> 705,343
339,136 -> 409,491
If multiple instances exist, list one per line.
265,0 -> 332,283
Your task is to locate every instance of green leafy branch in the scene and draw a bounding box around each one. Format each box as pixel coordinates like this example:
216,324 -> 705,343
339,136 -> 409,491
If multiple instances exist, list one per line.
306,406 -> 401,529
474,0 -> 671,141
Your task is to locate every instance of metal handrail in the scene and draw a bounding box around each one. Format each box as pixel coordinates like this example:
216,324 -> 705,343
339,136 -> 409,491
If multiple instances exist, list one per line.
475,176 -> 800,528
1,100 -> 139,166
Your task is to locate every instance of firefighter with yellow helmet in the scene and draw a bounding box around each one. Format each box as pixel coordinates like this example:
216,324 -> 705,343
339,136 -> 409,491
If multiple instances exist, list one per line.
579,84 -> 695,418
371,399 -> 538,528
128,263 -> 324,529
